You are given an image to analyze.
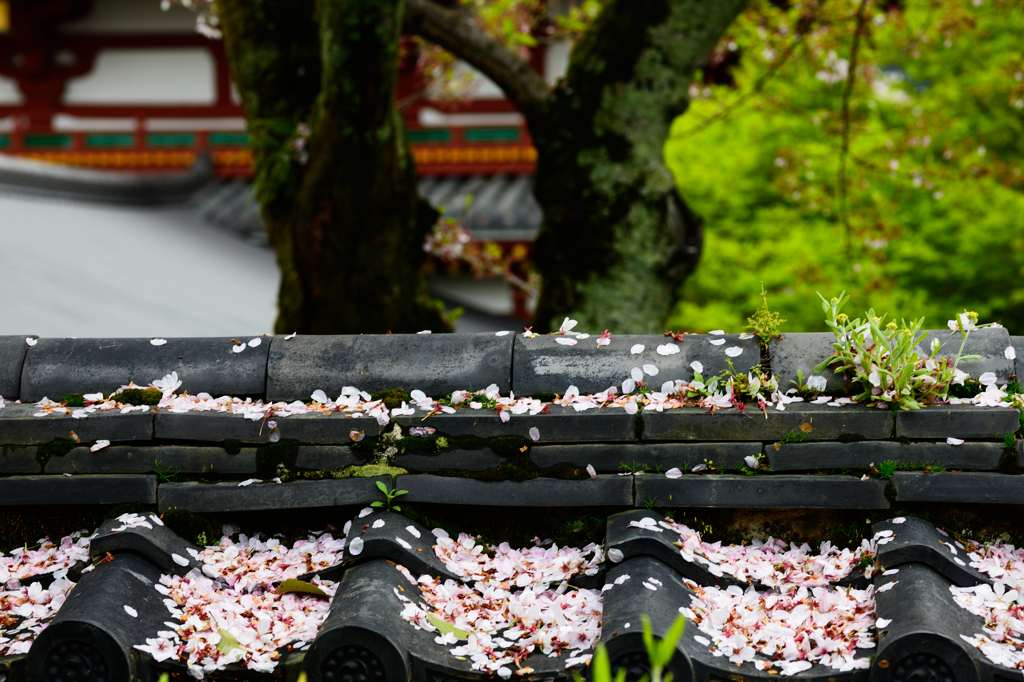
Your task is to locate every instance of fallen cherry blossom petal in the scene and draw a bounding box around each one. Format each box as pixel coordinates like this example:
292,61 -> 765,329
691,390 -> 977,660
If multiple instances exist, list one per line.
586,464 -> 597,478
150,339 -> 167,346
285,332 -> 298,340
709,338 -> 725,346
690,361 -> 703,373
232,344 -> 245,353
26,337 -> 37,347
1006,346 -> 1016,360
556,337 -> 577,346
947,437 -> 965,445
90,440 -> 110,452
349,537 -> 364,555
124,605 -> 138,617
657,343 -> 680,355
725,346 -> 743,357
608,548 -> 624,563
171,554 -> 189,567
529,427 -> 540,441
631,344 -> 645,355
495,331 -> 510,336
665,467 -> 682,479
892,517 -> 906,524
642,364 -> 659,376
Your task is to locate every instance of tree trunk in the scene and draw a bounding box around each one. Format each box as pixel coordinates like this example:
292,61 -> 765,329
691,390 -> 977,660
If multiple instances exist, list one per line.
217,0 -> 450,334
528,0 -> 746,333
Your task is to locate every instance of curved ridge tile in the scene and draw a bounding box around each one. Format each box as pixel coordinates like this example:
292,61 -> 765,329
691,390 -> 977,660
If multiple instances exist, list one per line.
24,552 -> 168,682
342,510 -> 460,582
307,558 -> 575,682
600,556 -> 695,682
606,510 -> 744,590
872,516 -> 990,588
871,562 -> 984,682
91,515 -> 203,577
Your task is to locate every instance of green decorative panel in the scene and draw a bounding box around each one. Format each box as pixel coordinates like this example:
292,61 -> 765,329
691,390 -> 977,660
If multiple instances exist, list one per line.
85,134 -> 135,148
208,132 -> 249,146
463,128 -> 519,142
407,129 -> 451,143
147,133 -> 196,147
24,134 -> 71,148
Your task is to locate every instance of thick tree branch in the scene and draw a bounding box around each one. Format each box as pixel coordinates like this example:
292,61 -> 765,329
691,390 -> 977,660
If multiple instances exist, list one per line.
403,0 -> 549,123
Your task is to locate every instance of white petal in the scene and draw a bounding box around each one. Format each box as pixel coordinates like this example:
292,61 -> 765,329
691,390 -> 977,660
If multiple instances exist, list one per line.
311,390 -> 328,404
90,440 -> 110,452
877,581 -> 898,592
555,337 -> 577,346
586,464 -> 597,478
690,361 -> 703,373
725,346 -> 743,357
657,343 -> 680,356
150,338 -> 167,346
232,344 -> 245,353
529,427 -> 540,441
709,338 -> 725,346
372,519 -> 385,529
631,344 -> 645,355
171,553 -> 190,567
665,467 -> 682,479
1005,346 -> 1016,360
642,364 -> 659,376
608,548 -> 624,563
979,371 -> 997,386
947,437 -> 965,445
708,330 -> 725,335
876,618 -> 892,628
349,537 -> 364,556
285,331 -> 298,340
892,517 -> 906,524
124,605 -> 138,617
631,367 -> 644,382
417,330 -> 432,334
495,330 -> 510,336
26,337 -> 38,347
248,337 -> 262,347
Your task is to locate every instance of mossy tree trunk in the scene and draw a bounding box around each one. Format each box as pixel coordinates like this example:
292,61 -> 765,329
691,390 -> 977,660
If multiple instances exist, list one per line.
407,0 -> 746,333
217,0 -> 450,334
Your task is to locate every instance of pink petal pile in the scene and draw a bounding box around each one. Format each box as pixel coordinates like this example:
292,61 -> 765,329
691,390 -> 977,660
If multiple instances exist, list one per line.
631,517 -> 878,586
395,530 -> 605,678
681,580 -> 876,675
950,537 -> 1024,670
139,531 -> 346,678
0,531 -> 91,657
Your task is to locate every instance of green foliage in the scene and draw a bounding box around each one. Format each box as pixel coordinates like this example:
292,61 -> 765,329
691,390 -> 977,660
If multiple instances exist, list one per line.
665,2 -> 1024,333
371,479 -> 408,512
36,438 -> 77,465
580,615 -> 686,682
60,393 -> 85,407
815,292 -> 987,409
113,388 -> 162,406
620,460 -> 649,475
153,460 -> 180,483
340,463 -> 408,479
745,283 -> 786,344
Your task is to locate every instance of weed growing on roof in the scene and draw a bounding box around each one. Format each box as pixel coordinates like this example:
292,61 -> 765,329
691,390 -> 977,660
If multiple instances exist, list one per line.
35,438 -> 77,466
745,282 -> 786,346
370,389 -> 411,409
153,459 -> 180,482
816,292 -> 991,409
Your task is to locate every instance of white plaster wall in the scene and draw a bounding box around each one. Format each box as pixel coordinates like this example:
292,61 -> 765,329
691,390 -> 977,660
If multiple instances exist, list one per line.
63,48 -> 216,105
544,41 -> 571,85
0,75 -> 23,105
59,0 -> 197,34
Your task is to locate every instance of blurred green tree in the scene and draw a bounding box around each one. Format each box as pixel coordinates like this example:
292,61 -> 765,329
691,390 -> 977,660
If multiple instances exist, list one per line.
664,0 -> 1024,332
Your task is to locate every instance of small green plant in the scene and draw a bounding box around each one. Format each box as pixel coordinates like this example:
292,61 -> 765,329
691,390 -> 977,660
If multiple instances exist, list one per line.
815,292 -> 990,410
153,460 -> 179,482
644,496 -> 659,511
371,480 -> 408,512
746,282 -> 786,345
620,460 -> 649,475
779,429 -> 808,445
577,615 -> 686,682
435,436 -> 450,450
1002,433 -> 1016,450
196,531 -> 209,547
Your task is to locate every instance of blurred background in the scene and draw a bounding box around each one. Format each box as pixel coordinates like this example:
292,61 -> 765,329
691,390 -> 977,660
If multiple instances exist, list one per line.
0,0 -> 1020,336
